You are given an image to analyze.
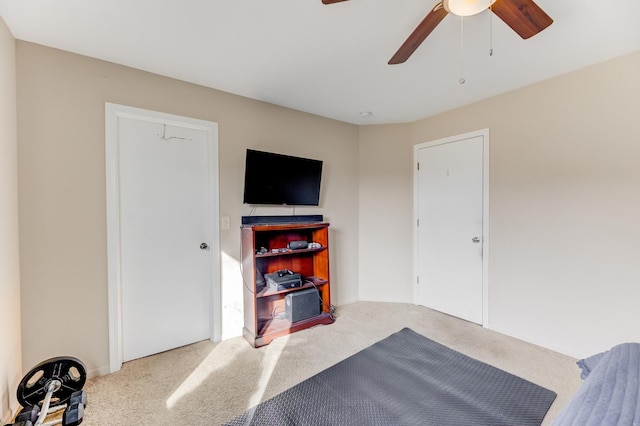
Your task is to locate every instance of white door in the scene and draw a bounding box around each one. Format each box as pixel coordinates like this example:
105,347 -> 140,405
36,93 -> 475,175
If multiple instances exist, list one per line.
106,104 -> 221,370
119,118 -> 213,361
415,131 -> 488,324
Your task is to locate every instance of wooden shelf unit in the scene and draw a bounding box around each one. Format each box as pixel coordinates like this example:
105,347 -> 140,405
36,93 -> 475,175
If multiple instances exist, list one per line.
241,222 -> 334,347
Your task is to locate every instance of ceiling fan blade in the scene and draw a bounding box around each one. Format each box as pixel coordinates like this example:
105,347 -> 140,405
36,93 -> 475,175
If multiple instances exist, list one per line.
322,0 -> 349,4
491,0 -> 553,39
388,2 -> 448,65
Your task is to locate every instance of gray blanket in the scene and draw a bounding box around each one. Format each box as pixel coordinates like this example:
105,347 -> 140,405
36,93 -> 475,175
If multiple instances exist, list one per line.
553,342 -> 640,425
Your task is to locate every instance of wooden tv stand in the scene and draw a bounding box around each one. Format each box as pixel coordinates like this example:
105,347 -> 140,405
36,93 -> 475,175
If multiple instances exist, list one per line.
241,222 -> 334,347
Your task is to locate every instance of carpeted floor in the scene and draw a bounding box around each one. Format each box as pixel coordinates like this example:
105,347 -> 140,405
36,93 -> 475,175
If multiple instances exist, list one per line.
82,302 -> 582,425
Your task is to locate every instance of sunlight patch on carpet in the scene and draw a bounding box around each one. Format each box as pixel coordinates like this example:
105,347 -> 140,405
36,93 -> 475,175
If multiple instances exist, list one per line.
247,335 -> 290,409
165,343 -> 234,409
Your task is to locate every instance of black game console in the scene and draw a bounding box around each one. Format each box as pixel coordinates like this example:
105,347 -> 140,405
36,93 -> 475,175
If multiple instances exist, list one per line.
285,288 -> 320,322
265,269 -> 302,291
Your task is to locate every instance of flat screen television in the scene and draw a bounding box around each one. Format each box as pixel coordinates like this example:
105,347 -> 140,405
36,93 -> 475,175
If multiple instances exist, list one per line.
243,149 -> 323,206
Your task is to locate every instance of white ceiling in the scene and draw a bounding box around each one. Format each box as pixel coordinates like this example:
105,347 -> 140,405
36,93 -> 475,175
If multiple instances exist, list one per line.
1,0 -> 639,125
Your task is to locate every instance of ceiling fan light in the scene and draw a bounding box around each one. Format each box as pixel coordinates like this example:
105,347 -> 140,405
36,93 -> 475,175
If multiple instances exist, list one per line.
443,0 -> 497,17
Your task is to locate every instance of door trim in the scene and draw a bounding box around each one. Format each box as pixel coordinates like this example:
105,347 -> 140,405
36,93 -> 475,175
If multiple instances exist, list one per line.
105,103 -> 221,373
413,129 -> 490,327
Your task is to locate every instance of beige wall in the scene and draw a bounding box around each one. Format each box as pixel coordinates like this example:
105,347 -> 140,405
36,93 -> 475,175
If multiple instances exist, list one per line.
359,51 -> 640,358
12,33 -> 640,378
358,124 -> 414,302
16,41 -> 360,376
0,16 -> 21,423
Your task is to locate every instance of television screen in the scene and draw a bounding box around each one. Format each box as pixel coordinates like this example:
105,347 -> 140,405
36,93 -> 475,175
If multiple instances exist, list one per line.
243,149 -> 323,206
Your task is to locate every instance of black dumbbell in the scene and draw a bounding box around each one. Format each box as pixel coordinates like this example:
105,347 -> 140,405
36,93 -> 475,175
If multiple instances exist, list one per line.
6,421 -> 33,426
15,406 -> 40,424
5,405 -> 41,426
62,402 -> 84,426
68,390 -> 87,408
62,390 -> 87,426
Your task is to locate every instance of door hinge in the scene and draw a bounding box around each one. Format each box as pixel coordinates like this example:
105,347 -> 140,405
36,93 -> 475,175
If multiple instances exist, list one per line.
417,162 -> 420,170
417,219 -> 419,227
417,276 -> 419,284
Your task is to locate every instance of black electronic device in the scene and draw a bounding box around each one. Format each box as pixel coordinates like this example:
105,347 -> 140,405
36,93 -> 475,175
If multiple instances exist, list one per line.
243,149 -> 323,206
265,270 -> 303,291
285,288 -> 321,322
287,240 -> 308,250
241,215 -> 323,225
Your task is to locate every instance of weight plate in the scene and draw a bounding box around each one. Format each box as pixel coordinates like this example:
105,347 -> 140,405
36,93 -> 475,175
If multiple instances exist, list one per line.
17,356 -> 87,408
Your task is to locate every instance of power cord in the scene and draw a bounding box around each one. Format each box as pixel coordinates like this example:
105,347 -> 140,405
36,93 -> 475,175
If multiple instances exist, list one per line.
305,279 -> 337,321
271,305 -> 285,319
238,233 -> 255,295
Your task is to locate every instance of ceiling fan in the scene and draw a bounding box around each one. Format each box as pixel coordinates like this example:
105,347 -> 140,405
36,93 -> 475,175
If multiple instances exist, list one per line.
322,0 -> 553,64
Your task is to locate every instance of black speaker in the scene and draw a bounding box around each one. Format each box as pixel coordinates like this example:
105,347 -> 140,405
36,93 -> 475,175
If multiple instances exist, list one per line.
287,240 -> 308,250
285,288 -> 320,322
241,215 -> 323,225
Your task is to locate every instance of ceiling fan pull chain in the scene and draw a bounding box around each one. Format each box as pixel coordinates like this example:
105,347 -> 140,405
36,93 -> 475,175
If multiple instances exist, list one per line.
459,16 -> 465,85
489,2 -> 494,56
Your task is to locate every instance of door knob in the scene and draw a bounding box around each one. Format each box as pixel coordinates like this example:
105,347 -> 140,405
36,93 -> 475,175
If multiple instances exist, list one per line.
471,237 -> 481,244
200,243 -> 208,250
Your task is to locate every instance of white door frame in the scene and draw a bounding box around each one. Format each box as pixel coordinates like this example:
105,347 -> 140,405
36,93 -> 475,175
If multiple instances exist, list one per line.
105,103 -> 221,373
413,128 -> 490,327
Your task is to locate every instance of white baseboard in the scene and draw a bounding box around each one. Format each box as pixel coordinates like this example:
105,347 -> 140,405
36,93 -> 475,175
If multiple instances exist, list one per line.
335,297 -> 359,306
88,364 -> 112,379
489,324 -> 582,359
